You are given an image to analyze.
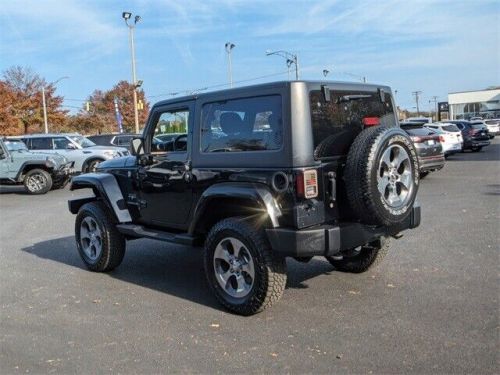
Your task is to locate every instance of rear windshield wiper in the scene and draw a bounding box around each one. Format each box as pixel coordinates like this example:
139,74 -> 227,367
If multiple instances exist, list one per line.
336,94 -> 372,103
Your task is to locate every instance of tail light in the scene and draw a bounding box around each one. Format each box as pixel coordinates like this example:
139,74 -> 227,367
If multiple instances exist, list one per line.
296,169 -> 318,199
410,136 -> 424,143
362,117 -> 380,127
439,135 -> 445,143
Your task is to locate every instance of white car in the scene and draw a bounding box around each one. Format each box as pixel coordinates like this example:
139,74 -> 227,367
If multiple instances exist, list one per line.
482,119 -> 500,137
15,133 -> 129,173
425,123 -> 463,156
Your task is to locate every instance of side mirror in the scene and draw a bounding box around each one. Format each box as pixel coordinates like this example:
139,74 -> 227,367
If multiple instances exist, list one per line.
130,137 -> 145,156
66,143 -> 77,150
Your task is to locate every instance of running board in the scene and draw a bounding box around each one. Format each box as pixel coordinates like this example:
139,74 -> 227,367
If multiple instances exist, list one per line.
116,224 -> 195,246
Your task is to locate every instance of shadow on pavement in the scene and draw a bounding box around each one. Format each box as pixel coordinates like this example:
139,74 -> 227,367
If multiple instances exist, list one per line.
0,185 -> 30,195
447,141 -> 499,162
22,236 -> 335,311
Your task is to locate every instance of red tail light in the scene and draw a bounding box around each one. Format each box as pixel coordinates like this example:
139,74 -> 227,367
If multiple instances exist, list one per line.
410,136 -> 424,143
439,135 -> 445,143
362,117 -> 380,127
296,170 -> 318,199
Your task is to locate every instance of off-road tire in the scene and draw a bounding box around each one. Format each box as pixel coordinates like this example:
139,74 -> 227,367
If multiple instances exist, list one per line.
326,237 -> 390,273
75,201 -> 126,272
344,126 -> 419,226
83,158 -> 103,173
23,168 -> 53,194
204,217 -> 287,315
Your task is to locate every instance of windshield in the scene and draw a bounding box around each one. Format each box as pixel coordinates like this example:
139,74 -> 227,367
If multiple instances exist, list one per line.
69,135 -> 96,148
4,140 -> 28,151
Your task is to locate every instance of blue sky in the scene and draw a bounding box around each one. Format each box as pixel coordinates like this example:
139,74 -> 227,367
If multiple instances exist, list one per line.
1,0 -> 499,112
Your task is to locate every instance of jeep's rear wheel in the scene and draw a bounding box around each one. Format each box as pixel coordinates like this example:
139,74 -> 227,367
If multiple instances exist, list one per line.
204,217 -> 287,315
344,126 -> 419,226
23,169 -> 52,194
75,201 -> 126,272
326,237 -> 390,273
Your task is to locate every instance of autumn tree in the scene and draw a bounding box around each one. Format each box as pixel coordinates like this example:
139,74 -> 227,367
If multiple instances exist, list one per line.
0,82 -> 20,135
1,66 -> 67,135
72,81 -> 150,135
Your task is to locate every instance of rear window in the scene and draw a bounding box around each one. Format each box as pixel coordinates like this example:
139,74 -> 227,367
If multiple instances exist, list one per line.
442,125 -> 460,132
470,122 -> 485,129
310,90 -> 395,158
201,95 -> 282,153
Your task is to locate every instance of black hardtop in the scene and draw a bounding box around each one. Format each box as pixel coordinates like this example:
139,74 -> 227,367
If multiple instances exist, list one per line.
151,80 -> 392,109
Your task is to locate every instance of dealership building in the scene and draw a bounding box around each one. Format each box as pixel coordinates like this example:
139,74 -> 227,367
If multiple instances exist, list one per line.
448,88 -> 500,120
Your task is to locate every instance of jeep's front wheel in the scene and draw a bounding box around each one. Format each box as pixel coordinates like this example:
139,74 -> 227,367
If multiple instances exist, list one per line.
204,218 -> 287,315
23,168 -> 53,194
325,237 -> 390,273
75,201 -> 126,272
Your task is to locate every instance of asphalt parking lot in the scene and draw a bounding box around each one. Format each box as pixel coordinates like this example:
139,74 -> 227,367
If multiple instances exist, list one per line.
1,140 -> 499,374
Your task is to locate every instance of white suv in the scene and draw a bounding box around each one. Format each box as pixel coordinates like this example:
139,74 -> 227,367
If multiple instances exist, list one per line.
17,133 -> 129,173
426,123 -> 463,156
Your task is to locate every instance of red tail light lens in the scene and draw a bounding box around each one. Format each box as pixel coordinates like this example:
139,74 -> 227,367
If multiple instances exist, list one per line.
362,117 -> 380,127
296,170 -> 318,199
439,135 -> 445,143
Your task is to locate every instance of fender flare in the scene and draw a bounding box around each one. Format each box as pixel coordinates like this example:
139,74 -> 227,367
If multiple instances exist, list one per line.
15,161 -> 53,181
68,173 -> 132,223
188,182 -> 282,235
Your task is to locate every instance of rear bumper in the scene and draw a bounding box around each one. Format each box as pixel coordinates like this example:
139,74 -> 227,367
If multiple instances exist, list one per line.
418,155 -> 445,172
266,204 -> 421,257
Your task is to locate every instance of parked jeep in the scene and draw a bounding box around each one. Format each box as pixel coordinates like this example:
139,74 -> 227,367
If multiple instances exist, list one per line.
0,138 -> 73,194
68,81 -> 421,315
15,133 -> 129,173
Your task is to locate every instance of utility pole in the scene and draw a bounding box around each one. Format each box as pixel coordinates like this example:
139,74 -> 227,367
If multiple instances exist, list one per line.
412,91 -> 422,116
225,42 -> 236,88
429,96 -> 439,121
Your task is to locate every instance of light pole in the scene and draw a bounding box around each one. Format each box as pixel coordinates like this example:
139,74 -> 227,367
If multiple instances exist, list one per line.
122,11 -> 141,134
322,69 -> 329,77
266,50 -> 299,80
42,76 -> 69,134
225,42 -> 236,88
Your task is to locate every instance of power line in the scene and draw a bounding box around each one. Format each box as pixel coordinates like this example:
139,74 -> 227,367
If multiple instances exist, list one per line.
147,69 -> 290,99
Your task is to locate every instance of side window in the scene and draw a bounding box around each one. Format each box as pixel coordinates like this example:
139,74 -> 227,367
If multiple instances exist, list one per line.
201,95 -> 282,153
53,137 -> 72,149
30,138 -> 52,150
152,109 -> 189,153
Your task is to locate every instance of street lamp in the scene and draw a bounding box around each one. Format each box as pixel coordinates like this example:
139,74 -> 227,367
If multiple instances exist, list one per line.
225,42 -> 236,88
122,11 -> 141,134
322,69 -> 330,77
266,50 -> 299,80
42,76 -> 69,134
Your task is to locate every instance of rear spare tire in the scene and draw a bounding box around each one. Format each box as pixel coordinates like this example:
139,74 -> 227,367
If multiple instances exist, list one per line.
344,126 -> 419,226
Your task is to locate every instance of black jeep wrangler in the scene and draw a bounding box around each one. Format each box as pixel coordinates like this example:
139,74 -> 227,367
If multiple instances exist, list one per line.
68,81 -> 420,315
